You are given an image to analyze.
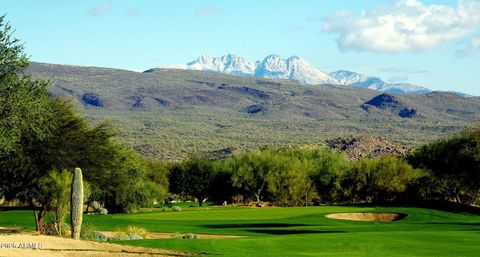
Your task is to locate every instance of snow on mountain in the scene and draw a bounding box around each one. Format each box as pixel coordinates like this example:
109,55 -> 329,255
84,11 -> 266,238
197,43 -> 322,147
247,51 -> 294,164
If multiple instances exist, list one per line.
254,55 -> 338,84
182,54 -> 256,76
329,70 -> 431,94
162,54 -> 339,85
159,54 -> 436,94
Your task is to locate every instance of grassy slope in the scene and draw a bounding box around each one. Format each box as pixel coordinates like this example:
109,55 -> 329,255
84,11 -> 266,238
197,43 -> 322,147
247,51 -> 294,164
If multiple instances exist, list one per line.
2,206 -> 480,256
26,63 -> 480,161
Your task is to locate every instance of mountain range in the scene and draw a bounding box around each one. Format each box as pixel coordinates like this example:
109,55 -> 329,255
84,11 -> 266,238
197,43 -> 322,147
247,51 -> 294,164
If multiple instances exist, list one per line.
157,54 -> 431,94
26,62 -> 480,160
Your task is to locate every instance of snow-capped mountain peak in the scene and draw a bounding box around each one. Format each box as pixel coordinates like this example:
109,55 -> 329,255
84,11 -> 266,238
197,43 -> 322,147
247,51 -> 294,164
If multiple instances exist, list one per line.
157,54 -> 435,94
183,54 -> 256,76
162,54 -> 339,85
329,70 -> 431,94
254,55 -> 338,84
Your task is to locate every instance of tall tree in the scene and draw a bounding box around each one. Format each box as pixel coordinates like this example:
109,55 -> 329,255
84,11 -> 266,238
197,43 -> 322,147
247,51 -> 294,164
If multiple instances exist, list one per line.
169,158 -> 214,207
408,124 -> 480,204
0,15 -> 52,156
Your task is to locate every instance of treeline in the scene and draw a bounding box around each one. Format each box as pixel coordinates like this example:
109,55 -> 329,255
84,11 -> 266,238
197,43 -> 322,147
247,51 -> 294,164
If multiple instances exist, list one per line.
166,125 -> 480,207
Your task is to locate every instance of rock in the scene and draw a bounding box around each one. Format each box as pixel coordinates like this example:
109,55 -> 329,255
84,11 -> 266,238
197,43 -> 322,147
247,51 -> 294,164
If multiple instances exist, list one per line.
82,93 -> 103,107
243,104 -> 267,114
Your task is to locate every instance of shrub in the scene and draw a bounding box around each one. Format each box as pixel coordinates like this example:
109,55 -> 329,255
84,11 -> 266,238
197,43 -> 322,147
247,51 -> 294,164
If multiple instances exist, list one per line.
124,225 -> 147,238
109,232 -> 130,241
98,208 -> 108,215
80,222 -> 101,241
93,231 -> 108,241
127,233 -> 143,240
172,206 -> 182,212
39,170 -> 72,237
90,201 -> 102,212
182,233 -> 199,239
171,232 -> 182,238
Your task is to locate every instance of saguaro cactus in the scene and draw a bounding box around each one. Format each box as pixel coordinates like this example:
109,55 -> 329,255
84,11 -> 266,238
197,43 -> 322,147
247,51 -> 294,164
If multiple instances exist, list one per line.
71,167 -> 84,239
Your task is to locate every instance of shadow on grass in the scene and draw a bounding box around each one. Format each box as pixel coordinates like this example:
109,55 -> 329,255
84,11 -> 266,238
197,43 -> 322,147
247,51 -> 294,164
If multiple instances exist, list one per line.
203,223 -> 313,229
424,222 -> 480,227
245,229 -> 345,235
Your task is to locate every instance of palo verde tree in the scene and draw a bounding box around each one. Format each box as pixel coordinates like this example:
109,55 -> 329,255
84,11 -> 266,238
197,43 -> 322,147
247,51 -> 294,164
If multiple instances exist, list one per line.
169,158 -> 215,207
341,156 -> 424,203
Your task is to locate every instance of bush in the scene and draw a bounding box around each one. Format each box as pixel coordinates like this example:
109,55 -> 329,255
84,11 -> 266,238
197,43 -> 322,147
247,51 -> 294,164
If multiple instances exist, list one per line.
109,232 -> 130,241
81,222 -> 102,241
124,225 -> 147,238
171,232 -> 182,238
127,233 -> 143,240
91,201 -> 102,212
98,208 -> 108,215
172,206 -> 182,212
182,233 -> 199,239
93,231 -> 108,241
171,232 -> 199,239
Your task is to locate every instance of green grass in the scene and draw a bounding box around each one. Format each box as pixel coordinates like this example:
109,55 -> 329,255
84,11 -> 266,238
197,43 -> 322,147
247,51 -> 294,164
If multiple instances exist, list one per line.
2,205 -> 480,256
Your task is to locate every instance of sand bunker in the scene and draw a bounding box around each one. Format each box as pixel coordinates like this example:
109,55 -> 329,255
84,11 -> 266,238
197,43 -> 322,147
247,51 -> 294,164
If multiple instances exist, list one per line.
0,234 -> 185,257
326,213 -> 407,222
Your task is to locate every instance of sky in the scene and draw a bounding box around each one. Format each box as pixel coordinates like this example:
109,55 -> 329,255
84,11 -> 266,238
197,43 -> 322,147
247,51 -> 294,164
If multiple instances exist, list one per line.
2,0 -> 480,95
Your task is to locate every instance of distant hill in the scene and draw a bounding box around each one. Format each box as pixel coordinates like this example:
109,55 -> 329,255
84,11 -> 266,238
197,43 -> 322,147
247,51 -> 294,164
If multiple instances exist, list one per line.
26,62 -> 480,160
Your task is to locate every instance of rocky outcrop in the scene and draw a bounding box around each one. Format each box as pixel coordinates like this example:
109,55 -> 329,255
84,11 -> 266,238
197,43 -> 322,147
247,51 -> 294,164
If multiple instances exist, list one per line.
362,93 -> 417,118
243,104 -> 267,115
326,136 -> 410,160
82,92 -> 103,107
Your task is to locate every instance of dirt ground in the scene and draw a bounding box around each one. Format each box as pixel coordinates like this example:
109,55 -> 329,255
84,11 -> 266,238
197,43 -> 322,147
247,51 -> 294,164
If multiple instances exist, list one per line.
101,231 -> 244,239
325,212 -> 405,221
0,234 -> 185,257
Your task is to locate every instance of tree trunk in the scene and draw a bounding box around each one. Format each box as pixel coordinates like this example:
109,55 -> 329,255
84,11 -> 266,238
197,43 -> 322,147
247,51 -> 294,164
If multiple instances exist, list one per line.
198,198 -> 203,207
255,193 -> 260,203
455,194 -> 462,204
33,209 -> 39,232
38,204 -> 47,234
30,200 -> 40,232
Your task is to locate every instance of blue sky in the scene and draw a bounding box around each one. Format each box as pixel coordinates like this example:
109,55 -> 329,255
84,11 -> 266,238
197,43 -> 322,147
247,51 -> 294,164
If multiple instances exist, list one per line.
2,0 -> 480,95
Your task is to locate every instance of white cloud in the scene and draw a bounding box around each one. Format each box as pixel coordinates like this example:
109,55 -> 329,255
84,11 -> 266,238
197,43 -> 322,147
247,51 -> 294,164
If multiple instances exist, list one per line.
322,0 -> 480,53
88,0 -> 112,17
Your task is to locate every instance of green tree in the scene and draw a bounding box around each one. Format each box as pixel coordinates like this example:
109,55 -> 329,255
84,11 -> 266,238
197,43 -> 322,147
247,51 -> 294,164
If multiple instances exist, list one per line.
284,148 -> 350,203
408,124 -> 480,204
0,15 -> 52,156
342,156 -> 424,203
265,156 -> 312,206
169,158 -> 214,207
226,150 -> 276,202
